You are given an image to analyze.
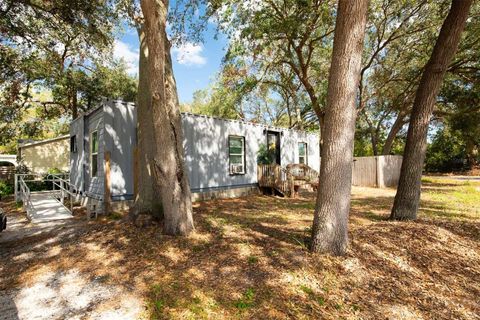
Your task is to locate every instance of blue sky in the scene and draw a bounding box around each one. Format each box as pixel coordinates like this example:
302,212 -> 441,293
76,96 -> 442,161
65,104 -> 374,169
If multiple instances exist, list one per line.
113,22 -> 228,104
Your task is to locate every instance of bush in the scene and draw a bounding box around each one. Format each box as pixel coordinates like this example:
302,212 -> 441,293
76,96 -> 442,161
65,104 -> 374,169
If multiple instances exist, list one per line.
257,144 -> 275,165
0,180 -> 13,196
47,167 -> 63,175
426,127 -> 467,172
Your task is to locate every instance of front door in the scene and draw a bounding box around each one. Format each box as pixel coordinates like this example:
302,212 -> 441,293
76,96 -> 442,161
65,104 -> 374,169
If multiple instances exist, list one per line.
267,131 -> 281,165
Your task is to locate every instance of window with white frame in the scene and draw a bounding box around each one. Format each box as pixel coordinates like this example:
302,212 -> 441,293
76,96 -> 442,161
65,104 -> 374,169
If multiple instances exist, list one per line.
298,142 -> 307,164
228,136 -> 245,174
90,131 -> 99,177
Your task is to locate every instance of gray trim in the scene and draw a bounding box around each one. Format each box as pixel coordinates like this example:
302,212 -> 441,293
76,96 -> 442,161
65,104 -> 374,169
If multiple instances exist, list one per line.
191,183 -> 258,193
18,135 -> 69,148
111,194 -> 134,201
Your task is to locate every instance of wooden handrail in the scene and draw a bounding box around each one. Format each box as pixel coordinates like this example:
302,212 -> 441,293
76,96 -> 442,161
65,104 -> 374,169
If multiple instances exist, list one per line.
258,163 -> 319,197
286,163 -> 319,182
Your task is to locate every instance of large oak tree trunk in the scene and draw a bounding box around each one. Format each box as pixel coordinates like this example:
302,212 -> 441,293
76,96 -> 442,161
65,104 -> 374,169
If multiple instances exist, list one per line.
140,0 -> 194,235
311,0 -> 368,255
134,25 -> 161,215
391,0 -> 473,220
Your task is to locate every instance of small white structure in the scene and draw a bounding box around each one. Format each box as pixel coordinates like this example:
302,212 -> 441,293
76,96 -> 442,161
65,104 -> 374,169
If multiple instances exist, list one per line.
18,136 -> 70,174
0,154 -> 17,167
69,100 -> 321,210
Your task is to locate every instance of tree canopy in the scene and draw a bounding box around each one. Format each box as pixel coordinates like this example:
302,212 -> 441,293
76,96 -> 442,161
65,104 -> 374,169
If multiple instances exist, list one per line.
0,0 -> 137,153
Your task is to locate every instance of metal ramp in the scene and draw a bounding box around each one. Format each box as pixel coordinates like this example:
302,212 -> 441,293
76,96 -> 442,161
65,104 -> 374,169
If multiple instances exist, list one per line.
28,191 -> 73,223
15,174 -> 78,223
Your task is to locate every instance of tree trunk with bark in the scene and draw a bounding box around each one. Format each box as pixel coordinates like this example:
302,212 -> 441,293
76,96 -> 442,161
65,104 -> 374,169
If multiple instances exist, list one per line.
139,0 -> 194,235
465,139 -> 478,169
391,0 -> 473,220
311,0 -> 368,255
382,111 -> 407,155
134,25 -> 162,215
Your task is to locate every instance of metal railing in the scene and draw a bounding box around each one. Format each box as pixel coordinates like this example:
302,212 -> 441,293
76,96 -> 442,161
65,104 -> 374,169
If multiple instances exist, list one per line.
17,175 -> 35,218
14,173 -> 104,219
50,174 -> 82,213
15,173 -> 74,216
14,173 -> 68,201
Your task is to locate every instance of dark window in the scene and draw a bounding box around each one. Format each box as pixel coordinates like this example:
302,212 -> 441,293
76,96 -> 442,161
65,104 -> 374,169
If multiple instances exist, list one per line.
228,136 -> 245,174
70,136 -> 77,153
299,142 -> 307,164
91,131 -> 98,177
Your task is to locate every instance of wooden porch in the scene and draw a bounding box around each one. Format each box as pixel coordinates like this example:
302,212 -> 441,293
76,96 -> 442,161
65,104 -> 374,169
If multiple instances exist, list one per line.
257,163 -> 319,197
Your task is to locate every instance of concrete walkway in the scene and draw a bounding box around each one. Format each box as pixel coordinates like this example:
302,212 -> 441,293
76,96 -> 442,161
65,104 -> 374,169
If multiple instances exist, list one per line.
29,192 -> 72,223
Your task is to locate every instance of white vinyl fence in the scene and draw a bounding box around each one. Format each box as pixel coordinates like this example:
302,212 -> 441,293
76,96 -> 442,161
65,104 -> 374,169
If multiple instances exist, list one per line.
352,155 -> 402,188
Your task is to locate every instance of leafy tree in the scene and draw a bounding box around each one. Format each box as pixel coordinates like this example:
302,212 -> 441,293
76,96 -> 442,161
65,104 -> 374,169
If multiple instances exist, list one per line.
184,63 -> 257,119
0,0 -> 120,113
391,0 -> 474,221
0,0 -> 136,149
425,125 -> 467,172
356,0 -> 448,155
205,0 -> 333,138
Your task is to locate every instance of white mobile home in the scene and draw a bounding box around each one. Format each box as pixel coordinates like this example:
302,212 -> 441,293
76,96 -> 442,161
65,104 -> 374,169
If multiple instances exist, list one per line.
69,100 -> 320,209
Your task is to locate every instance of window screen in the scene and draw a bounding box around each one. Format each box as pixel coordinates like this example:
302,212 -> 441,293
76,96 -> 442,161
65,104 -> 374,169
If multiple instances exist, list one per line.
298,142 -> 307,164
91,131 -> 99,177
229,136 -> 245,174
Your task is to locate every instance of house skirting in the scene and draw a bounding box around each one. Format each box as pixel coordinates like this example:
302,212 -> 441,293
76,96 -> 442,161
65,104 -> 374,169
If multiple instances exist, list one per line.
191,185 -> 259,202
102,184 -> 260,213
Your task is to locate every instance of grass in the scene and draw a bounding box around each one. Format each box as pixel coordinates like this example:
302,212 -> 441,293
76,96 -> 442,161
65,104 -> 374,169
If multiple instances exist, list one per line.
234,288 -> 255,310
421,176 -> 480,220
1,176 -> 479,319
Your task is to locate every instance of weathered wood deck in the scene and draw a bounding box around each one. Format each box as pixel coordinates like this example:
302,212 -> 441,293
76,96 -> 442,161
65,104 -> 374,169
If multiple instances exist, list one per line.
258,164 -> 319,197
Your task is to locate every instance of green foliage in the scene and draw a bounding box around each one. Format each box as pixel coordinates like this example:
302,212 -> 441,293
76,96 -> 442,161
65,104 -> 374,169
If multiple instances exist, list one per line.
47,168 -> 63,175
300,285 -> 314,296
234,288 -> 255,310
107,212 -> 123,220
183,64 -> 257,120
257,144 -> 274,165
0,0 -> 135,149
0,181 -> 14,196
426,126 -> 466,172
247,255 -> 258,264
300,285 -> 327,307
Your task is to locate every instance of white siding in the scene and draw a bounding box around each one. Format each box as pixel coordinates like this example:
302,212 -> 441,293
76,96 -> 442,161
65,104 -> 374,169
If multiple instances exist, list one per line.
70,101 -> 321,200
181,113 -> 320,192
85,108 -> 105,197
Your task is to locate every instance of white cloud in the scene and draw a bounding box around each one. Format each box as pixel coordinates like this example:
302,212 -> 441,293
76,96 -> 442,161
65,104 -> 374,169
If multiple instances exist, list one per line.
172,43 -> 207,67
113,40 -> 139,75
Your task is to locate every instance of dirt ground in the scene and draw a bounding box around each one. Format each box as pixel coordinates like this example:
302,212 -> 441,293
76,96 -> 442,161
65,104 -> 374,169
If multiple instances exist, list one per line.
0,176 -> 479,319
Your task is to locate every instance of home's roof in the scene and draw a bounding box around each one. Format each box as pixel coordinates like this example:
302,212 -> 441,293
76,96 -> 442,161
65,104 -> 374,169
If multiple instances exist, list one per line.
181,112 -> 318,136
18,135 -> 70,148
73,99 -> 319,136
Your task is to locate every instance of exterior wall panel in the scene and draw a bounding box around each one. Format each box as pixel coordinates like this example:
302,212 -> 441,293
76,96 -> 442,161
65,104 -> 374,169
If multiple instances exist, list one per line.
85,108 -> 105,197
181,113 -> 321,192
104,101 -> 136,200
19,136 -> 70,174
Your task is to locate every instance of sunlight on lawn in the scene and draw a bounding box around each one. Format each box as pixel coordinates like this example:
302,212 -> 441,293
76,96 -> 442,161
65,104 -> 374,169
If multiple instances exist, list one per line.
421,176 -> 480,220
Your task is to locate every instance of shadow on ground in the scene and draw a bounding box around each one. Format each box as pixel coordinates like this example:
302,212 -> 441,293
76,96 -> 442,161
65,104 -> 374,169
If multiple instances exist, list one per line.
0,179 -> 479,319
